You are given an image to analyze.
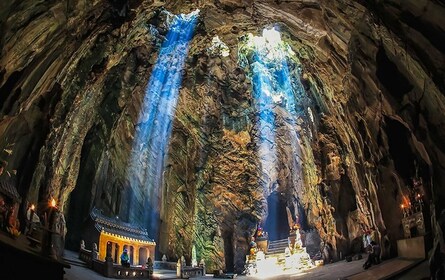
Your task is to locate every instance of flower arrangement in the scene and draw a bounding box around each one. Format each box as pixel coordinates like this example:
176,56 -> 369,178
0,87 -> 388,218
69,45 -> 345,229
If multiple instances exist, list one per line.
256,227 -> 264,237
291,223 -> 300,231
7,226 -> 21,238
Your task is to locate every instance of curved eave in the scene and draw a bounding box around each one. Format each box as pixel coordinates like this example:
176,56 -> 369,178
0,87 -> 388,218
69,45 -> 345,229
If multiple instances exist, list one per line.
100,229 -> 156,246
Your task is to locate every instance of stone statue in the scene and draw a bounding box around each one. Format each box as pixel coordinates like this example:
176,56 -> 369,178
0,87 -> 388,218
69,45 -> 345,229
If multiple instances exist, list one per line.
192,244 -> 198,267
199,258 -> 206,275
92,242 -> 99,259
162,254 -> 167,262
181,255 -> 186,267
295,229 -> 303,249
176,259 -> 182,277
146,257 -> 153,275
80,240 -> 85,250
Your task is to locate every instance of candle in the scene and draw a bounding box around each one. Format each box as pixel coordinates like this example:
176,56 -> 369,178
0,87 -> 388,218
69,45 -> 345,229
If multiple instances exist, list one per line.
401,204 -> 407,217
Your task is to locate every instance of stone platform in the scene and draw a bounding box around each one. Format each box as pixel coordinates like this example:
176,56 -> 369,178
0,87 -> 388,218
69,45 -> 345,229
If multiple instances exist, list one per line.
0,229 -> 431,280
345,258 -> 423,280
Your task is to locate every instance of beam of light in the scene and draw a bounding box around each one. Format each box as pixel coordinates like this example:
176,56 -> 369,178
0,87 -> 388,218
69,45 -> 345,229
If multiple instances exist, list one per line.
241,26 -> 301,197
239,26 -> 312,276
127,9 -> 199,239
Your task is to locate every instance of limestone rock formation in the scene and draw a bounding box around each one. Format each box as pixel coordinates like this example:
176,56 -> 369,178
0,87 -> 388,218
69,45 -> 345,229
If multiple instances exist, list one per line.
0,0 -> 444,274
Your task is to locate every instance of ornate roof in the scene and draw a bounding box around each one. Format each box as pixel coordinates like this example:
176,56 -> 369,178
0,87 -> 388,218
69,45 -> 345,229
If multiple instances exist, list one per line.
90,207 -> 155,244
0,175 -> 21,203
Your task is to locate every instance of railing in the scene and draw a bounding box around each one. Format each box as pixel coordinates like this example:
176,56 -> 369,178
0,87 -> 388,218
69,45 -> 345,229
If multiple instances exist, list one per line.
79,247 -> 93,266
79,247 -> 152,278
153,260 -> 177,270
180,266 -> 205,278
106,262 -> 151,279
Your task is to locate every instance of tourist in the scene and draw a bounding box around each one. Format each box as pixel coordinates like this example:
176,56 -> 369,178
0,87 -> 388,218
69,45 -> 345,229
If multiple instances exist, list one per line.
363,241 -> 381,269
362,229 -> 372,250
120,249 -> 130,267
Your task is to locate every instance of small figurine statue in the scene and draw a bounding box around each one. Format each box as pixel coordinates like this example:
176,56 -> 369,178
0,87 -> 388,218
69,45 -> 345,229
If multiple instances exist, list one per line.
176,259 -> 182,277
199,258 -> 206,275
92,242 -> 99,259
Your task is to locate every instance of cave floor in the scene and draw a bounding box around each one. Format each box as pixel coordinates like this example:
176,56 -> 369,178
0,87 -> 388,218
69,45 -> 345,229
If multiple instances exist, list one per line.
0,230 -> 429,280
62,250 -> 429,280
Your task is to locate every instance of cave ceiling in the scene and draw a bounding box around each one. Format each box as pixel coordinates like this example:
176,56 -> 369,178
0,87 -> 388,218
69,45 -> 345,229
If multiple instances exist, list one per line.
0,0 -> 444,273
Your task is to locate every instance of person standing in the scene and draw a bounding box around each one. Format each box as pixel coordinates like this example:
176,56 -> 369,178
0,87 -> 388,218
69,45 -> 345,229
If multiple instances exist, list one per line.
120,249 -> 130,267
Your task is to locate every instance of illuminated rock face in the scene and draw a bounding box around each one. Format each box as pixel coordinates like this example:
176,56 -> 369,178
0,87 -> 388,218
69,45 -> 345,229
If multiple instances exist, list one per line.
0,0 -> 444,274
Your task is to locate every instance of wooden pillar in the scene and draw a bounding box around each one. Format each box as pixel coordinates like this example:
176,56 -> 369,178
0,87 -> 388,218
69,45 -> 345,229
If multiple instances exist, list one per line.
99,236 -> 107,261
111,242 -> 116,264
134,245 -> 139,265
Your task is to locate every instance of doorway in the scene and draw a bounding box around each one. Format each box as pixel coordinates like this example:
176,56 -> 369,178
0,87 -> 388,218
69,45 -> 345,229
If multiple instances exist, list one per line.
264,191 -> 290,241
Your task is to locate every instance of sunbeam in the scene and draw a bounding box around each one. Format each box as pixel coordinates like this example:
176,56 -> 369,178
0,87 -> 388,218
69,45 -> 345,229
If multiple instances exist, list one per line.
127,9 -> 200,240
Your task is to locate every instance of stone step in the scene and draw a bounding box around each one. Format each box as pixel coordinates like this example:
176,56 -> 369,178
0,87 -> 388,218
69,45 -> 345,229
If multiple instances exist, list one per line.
268,243 -> 288,248
267,239 -> 289,253
265,253 -> 286,260
268,243 -> 288,247
267,248 -> 287,254
268,238 -> 288,245
268,241 -> 288,247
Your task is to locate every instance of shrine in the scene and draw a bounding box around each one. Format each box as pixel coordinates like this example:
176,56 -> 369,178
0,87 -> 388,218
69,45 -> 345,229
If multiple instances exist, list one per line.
81,207 -> 156,266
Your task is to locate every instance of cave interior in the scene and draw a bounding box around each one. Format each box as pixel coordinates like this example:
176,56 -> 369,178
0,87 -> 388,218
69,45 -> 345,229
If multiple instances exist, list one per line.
0,0 -> 445,276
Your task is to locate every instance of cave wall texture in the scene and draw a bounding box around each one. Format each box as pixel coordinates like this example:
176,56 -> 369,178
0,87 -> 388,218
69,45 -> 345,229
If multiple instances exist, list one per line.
0,0 -> 444,273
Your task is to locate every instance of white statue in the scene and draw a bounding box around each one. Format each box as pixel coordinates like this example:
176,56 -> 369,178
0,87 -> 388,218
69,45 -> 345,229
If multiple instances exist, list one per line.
199,258 -> 206,275
295,229 -> 303,249
162,254 -> 167,262
176,259 -> 182,277
192,244 -> 198,267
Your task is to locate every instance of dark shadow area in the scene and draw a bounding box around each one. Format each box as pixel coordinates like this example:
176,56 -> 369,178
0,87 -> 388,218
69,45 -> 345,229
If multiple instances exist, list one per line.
223,230 -> 234,272
376,47 -> 413,102
0,235 -> 70,279
264,191 -> 290,241
0,70 -> 23,115
384,117 -> 416,182
65,124 -> 102,251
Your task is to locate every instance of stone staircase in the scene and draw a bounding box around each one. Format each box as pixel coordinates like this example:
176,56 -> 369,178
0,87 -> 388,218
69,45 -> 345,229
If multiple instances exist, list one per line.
247,235 -> 314,276
266,238 -> 289,255
264,238 -> 289,266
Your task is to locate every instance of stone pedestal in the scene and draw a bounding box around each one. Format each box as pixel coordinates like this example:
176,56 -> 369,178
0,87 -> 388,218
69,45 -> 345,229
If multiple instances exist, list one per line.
397,235 -> 427,259
256,237 -> 268,253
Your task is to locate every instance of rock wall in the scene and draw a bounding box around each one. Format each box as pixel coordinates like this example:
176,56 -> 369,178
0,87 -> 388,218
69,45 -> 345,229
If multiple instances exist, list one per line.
0,0 -> 444,273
